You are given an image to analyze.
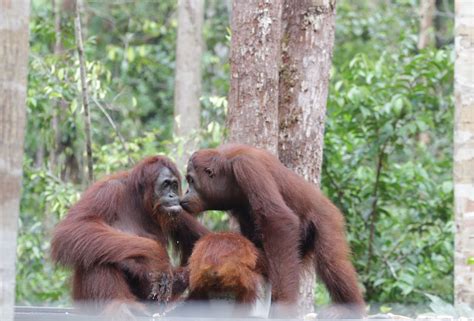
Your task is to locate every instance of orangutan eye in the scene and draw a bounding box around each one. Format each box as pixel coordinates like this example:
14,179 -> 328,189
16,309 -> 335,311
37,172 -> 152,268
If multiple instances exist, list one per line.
172,182 -> 178,191
186,175 -> 194,184
162,180 -> 170,188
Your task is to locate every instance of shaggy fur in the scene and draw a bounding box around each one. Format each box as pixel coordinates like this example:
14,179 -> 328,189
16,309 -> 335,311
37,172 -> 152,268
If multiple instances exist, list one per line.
51,156 -> 208,309
187,232 -> 265,304
180,144 -> 365,316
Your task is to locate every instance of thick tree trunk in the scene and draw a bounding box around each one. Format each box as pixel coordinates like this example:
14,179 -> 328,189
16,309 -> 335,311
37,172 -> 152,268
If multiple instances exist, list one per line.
278,0 -> 336,186
227,0 -> 336,315
0,1 -> 30,320
227,0 -> 284,154
454,0 -> 474,307
278,0 -> 336,313
174,0 -> 204,168
418,0 -> 435,50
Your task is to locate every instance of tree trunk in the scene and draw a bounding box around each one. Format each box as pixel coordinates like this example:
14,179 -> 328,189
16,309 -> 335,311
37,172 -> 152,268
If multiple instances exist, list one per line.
279,0 -> 336,185
278,0 -> 336,313
227,0 -> 284,155
50,0 -> 63,171
0,1 -> 30,320
51,0 -> 75,177
75,0 -> 93,184
174,0 -> 204,168
454,0 -> 474,307
418,0 -> 435,50
227,0 -> 336,315
416,0 -> 435,145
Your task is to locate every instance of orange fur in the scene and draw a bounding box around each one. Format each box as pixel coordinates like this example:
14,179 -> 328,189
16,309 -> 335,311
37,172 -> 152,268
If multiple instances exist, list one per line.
181,144 -> 366,317
188,232 -> 264,304
51,156 -> 208,310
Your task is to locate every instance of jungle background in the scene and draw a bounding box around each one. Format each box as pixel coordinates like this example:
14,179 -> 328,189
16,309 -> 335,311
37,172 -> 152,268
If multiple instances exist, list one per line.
18,0 -> 455,315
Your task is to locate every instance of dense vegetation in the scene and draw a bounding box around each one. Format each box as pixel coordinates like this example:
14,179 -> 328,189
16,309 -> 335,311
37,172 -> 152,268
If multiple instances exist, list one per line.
18,0 -> 454,313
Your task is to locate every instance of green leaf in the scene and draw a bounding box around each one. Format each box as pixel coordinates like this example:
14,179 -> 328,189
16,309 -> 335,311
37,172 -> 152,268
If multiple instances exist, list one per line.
425,293 -> 458,316
380,305 -> 392,313
441,181 -> 453,194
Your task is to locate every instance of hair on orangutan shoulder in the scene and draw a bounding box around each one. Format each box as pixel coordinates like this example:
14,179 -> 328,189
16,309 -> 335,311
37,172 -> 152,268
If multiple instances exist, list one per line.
51,155 -> 208,316
180,144 -> 365,318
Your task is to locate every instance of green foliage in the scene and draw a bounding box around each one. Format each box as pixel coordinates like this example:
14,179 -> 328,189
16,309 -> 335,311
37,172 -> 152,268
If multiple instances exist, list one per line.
17,159 -> 80,304
323,0 -> 454,308
425,294 -> 474,317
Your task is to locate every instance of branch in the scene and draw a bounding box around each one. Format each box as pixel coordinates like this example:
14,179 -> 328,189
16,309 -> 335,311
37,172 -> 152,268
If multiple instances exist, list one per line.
322,166 -> 346,209
365,142 -> 387,275
365,109 -> 408,275
74,0 -> 94,183
53,0 -> 62,54
91,96 -> 133,166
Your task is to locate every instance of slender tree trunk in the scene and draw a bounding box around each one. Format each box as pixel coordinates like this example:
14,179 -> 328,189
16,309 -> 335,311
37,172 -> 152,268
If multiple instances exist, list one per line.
416,0 -> 435,145
174,0 -> 204,168
227,0 -> 284,155
278,0 -> 336,313
0,1 -> 30,320
50,0 -> 64,171
74,0 -> 93,183
48,0 -> 79,181
454,0 -> 474,307
34,144 -> 45,167
418,0 -> 435,50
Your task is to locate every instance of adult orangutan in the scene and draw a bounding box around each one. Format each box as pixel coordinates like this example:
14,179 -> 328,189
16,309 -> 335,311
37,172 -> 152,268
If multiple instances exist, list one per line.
50,156 -> 208,317
180,144 -> 365,317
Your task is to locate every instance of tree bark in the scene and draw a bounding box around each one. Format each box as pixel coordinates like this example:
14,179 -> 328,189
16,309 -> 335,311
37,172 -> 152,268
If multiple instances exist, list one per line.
50,0 -> 64,171
278,0 -> 336,185
418,0 -> 435,50
74,0 -> 93,183
278,0 -> 336,313
174,0 -> 204,168
227,0 -> 284,154
454,0 -> 474,307
227,0 -> 336,315
52,0 -> 80,183
0,1 -> 30,320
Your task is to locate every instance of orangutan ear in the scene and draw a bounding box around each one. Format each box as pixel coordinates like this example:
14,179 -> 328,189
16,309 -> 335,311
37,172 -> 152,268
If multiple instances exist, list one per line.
204,167 -> 215,178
